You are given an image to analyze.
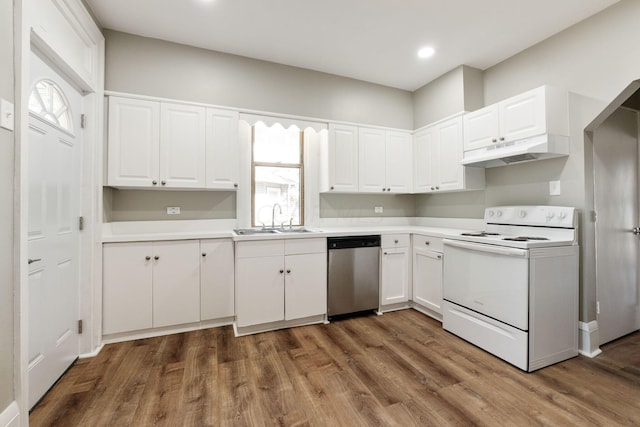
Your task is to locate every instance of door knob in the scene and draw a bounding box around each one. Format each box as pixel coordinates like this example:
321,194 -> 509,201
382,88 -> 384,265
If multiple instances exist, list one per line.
28,258 -> 42,265
632,227 -> 640,235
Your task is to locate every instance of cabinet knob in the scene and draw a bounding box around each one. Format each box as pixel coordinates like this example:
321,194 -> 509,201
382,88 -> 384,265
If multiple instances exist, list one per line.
387,188 -> 391,192
492,138 -> 497,143
382,188 -> 386,192
145,256 -> 151,260
154,255 -> 159,260
394,239 -> 398,244
384,252 -> 388,255
499,137 -> 505,141
430,187 -> 435,190
279,269 -> 284,274
161,180 -> 166,186
202,253 -> 207,257
330,186 -> 334,190
437,255 -> 442,259
435,186 -> 440,190
286,269 -> 291,274
234,183 -> 238,188
425,241 -> 430,245
152,180 -> 158,185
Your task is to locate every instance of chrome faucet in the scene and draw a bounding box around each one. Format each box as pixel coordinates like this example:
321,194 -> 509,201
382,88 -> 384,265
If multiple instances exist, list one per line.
271,203 -> 282,229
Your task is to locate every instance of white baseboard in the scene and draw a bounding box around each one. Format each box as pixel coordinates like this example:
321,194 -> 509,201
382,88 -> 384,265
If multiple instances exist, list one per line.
579,320 -> 602,358
79,343 -> 104,359
0,401 -> 20,427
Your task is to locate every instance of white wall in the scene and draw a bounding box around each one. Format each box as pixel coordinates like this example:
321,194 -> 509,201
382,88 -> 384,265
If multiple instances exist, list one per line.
0,0 -> 14,412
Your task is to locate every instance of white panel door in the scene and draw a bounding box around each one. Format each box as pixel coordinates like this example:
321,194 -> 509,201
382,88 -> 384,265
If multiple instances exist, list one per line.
102,242 -> 153,335
412,247 -> 443,314
413,126 -> 438,193
437,116 -> 464,191
107,96 -> 160,187
284,253 -> 327,320
200,238 -> 235,321
236,256 -> 285,327
328,124 -> 358,192
206,108 -> 240,190
358,127 -> 386,193
499,86 -> 546,142
381,247 -> 409,305
152,240 -> 201,328
28,52 -> 82,409
463,104 -> 500,151
160,103 -> 206,188
385,131 -> 413,193
594,108 -> 640,344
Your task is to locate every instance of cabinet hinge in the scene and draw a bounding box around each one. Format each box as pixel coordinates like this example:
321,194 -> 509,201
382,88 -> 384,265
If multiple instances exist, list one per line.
80,114 -> 86,129
79,216 -> 84,231
591,210 -> 597,222
78,319 -> 83,334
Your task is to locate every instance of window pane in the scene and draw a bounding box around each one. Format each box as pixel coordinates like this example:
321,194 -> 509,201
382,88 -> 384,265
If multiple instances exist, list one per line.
253,122 -> 301,163
254,166 -> 301,226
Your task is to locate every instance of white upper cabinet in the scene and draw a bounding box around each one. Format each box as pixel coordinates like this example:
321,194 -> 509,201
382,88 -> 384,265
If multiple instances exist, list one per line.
358,127 -> 387,192
327,124 -> 359,192
107,97 -> 160,187
463,86 -> 568,152
358,128 -> 413,193
160,103 -> 206,188
107,95 -> 239,190
414,115 -> 484,193
205,108 -> 240,190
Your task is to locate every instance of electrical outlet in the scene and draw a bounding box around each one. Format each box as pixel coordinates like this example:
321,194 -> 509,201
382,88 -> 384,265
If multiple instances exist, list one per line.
167,206 -> 181,215
374,206 -> 383,214
549,180 -> 561,196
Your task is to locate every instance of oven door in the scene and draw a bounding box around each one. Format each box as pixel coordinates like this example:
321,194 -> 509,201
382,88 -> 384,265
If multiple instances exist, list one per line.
443,239 -> 529,330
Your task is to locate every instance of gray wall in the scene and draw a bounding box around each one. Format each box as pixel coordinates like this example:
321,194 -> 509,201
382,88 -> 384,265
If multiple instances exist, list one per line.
0,0 -> 14,410
320,194 -> 416,218
412,65 -> 483,129
104,30 -> 413,129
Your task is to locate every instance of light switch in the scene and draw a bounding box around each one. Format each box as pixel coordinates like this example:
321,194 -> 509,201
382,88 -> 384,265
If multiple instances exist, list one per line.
0,99 -> 14,131
549,180 -> 561,196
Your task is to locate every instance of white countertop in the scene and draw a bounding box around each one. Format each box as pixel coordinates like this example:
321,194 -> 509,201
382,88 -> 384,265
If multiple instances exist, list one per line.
101,218 -> 484,243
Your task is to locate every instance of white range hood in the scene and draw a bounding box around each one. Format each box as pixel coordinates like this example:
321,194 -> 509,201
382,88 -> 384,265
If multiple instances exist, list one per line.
461,134 -> 570,168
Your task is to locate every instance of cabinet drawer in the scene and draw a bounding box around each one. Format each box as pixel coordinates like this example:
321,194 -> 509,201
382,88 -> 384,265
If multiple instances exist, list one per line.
382,234 -> 409,248
236,240 -> 284,258
285,238 -> 326,255
413,235 -> 443,252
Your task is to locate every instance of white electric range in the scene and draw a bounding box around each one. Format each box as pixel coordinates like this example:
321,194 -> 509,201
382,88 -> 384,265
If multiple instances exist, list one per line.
441,205 -> 579,372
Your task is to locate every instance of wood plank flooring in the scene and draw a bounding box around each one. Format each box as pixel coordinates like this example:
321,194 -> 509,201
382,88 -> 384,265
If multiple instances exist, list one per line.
30,310 -> 640,426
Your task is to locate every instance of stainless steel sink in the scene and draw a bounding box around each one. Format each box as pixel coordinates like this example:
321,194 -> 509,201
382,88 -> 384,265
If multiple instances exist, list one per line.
233,227 -> 319,235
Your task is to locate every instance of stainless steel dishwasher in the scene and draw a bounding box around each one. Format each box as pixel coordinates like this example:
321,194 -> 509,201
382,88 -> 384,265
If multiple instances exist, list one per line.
327,235 -> 380,318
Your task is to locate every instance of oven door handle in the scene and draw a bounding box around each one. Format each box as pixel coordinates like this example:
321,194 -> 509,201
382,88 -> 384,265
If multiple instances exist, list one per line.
443,239 -> 529,258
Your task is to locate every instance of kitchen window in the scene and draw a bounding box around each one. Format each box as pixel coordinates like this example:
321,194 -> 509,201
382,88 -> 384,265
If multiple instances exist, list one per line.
251,122 -> 304,227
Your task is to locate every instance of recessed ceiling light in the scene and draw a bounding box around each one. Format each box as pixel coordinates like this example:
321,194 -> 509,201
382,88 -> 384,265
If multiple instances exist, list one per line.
417,47 -> 435,59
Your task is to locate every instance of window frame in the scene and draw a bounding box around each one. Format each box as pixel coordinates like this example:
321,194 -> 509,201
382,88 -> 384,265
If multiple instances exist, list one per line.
250,125 -> 305,227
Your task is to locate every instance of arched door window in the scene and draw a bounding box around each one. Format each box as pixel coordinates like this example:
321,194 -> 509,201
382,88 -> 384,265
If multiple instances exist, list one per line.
28,79 -> 74,132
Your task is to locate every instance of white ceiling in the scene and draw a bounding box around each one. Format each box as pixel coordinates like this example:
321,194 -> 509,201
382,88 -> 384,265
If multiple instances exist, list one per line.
86,0 -> 620,91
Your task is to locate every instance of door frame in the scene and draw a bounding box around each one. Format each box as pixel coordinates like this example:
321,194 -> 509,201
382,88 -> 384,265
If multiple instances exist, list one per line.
15,0 -> 104,420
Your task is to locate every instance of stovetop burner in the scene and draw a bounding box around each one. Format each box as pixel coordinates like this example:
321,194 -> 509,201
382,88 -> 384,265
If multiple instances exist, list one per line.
460,231 -> 501,237
502,236 -> 550,242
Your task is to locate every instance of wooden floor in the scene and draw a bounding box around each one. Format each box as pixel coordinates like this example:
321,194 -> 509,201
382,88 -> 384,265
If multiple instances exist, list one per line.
30,310 -> 640,426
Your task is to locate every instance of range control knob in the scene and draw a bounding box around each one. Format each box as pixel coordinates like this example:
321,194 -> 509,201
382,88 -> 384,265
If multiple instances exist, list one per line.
495,210 -> 503,217
546,211 -> 555,220
559,211 -> 567,220
488,210 -> 495,217
519,210 -> 527,218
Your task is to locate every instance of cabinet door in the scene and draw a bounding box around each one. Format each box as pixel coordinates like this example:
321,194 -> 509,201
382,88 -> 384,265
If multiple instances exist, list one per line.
107,97 -> 160,187
102,242 -> 153,334
328,124 -> 358,192
206,108 -> 240,190
463,104 -> 500,151
160,103 -> 206,188
152,240 -> 201,328
358,127 -> 386,193
437,116 -> 464,191
236,256 -> 285,327
285,253 -> 327,320
413,126 -> 438,193
380,247 -> 409,306
499,86 -> 546,142
412,247 -> 443,314
200,238 -> 235,321
385,131 -> 413,193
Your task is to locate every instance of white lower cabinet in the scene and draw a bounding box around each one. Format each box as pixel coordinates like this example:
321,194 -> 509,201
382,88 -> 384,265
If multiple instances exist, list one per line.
235,238 -> 327,329
380,234 -> 410,308
200,238 -> 235,321
412,235 -> 443,316
103,238 -> 233,336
